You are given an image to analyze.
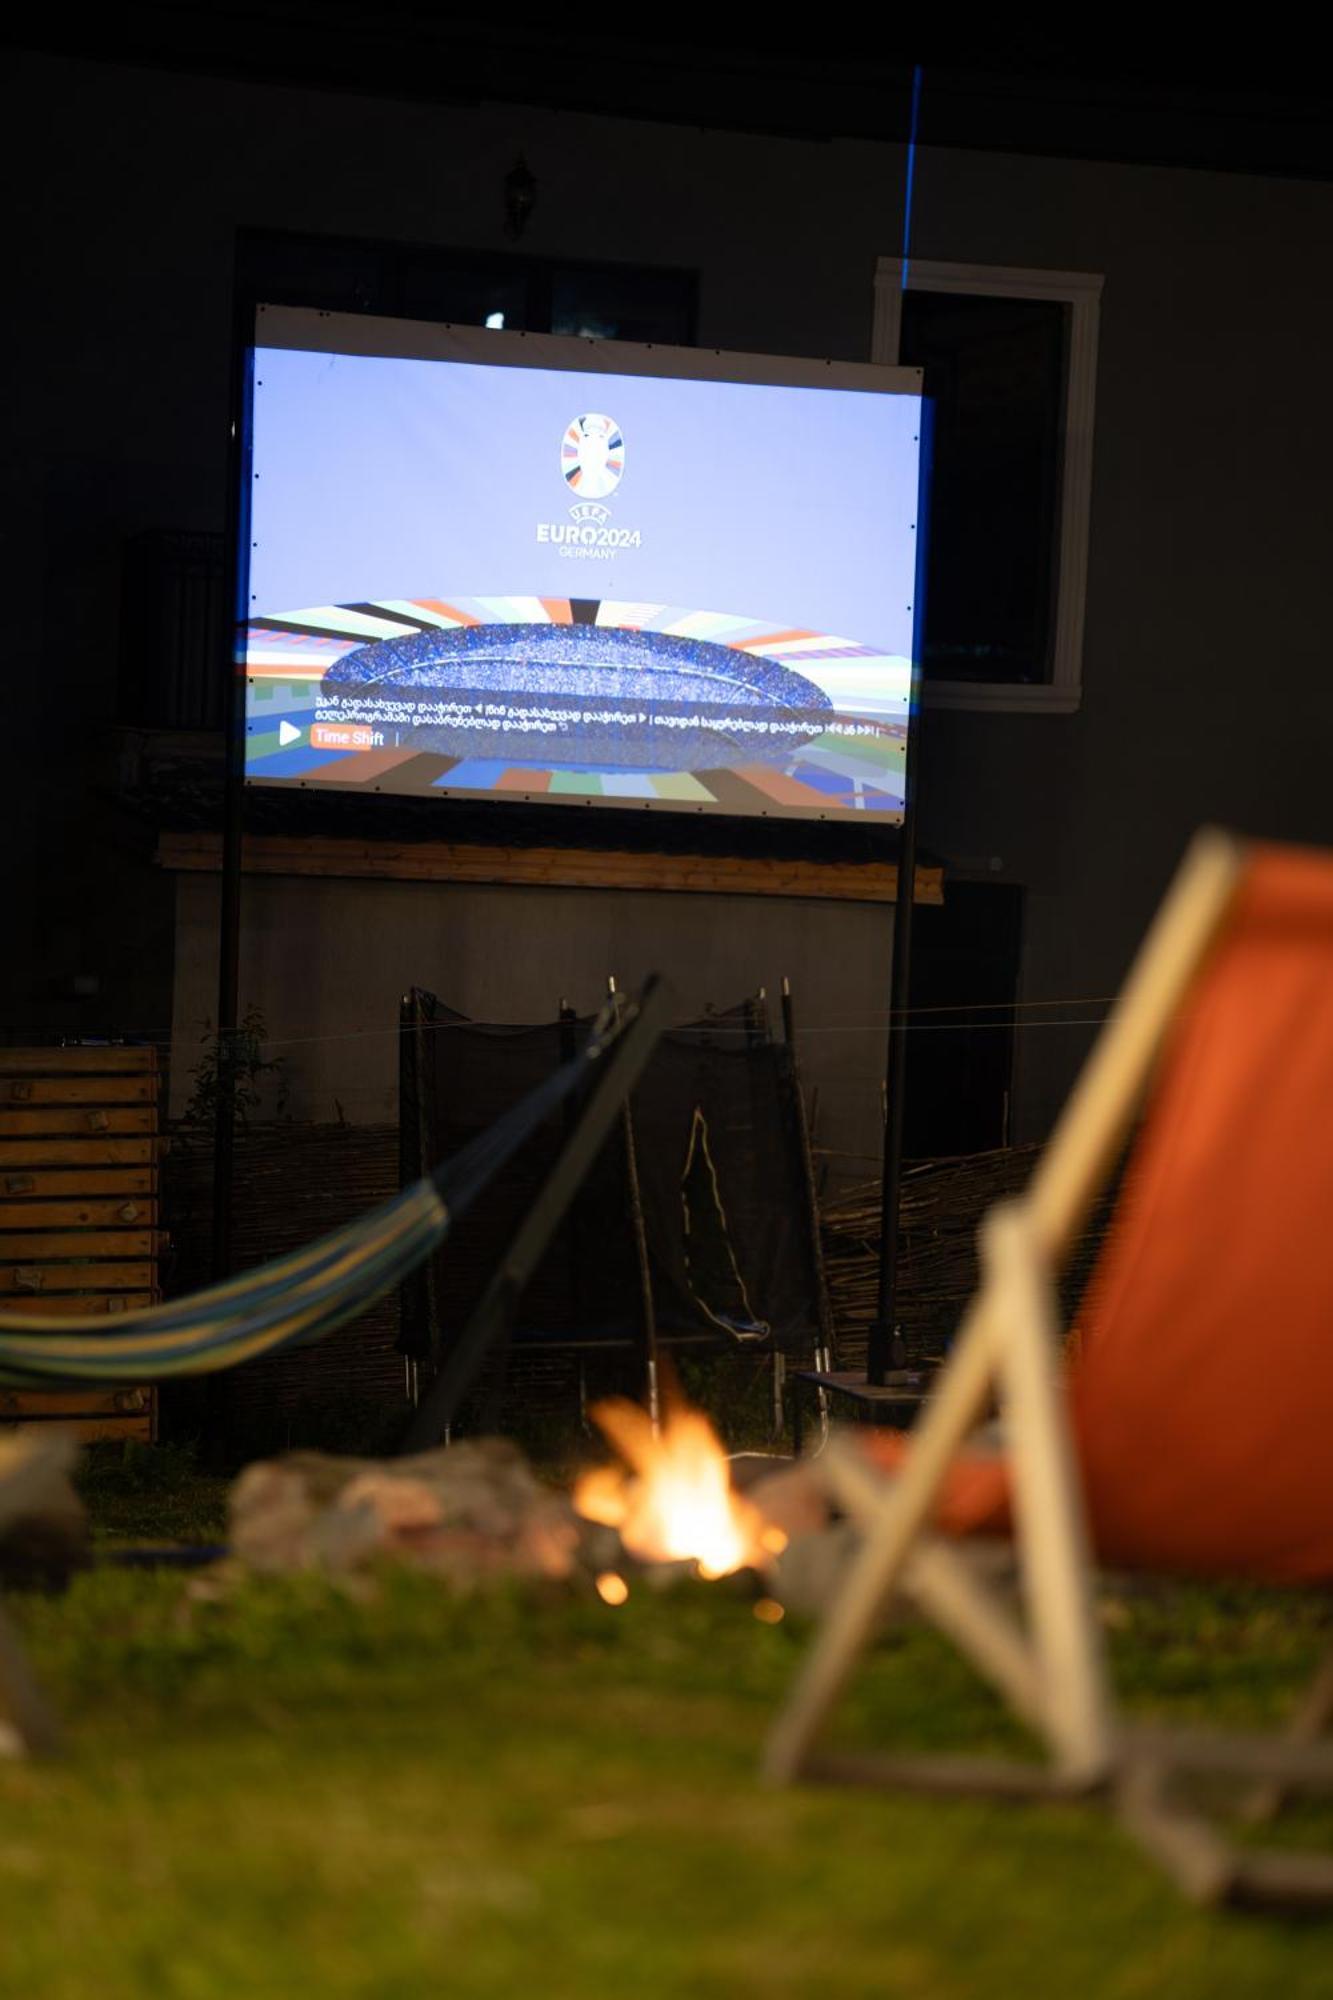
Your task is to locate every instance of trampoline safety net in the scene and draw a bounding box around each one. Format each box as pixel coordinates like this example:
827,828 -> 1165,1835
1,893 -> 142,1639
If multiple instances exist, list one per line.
398,991 -> 832,1376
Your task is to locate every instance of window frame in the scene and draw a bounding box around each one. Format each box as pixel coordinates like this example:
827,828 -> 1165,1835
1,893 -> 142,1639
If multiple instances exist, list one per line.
873,257 -> 1103,714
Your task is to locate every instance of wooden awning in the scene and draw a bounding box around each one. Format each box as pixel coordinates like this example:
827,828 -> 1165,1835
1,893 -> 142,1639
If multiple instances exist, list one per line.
156,832 -> 943,905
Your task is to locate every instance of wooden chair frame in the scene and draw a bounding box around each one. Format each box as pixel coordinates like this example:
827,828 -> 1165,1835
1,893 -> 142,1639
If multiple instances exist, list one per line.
764,829 -> 1333,1909
0,1431 -> 70,1757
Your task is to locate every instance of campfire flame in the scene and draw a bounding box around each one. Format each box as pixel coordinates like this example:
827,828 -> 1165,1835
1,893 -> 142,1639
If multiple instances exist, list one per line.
574,1390 -> 786,1579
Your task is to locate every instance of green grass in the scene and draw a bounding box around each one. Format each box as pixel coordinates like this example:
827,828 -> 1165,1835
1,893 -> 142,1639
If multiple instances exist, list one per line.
2,1466 -> 1332,1997
75,1441 -> 230,1546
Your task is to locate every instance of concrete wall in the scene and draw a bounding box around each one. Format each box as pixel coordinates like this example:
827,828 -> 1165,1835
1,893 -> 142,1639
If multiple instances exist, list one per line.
170,873 -> 894,1178
8,51 -> 1333,1147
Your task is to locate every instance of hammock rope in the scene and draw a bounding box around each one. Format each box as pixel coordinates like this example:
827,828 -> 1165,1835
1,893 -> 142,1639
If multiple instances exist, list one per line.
0,999 -> 628,1387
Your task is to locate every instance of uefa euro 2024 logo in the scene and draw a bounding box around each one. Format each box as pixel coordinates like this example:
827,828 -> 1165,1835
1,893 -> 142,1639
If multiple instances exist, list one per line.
539,413 -> 640,559
561,413 -> 624,501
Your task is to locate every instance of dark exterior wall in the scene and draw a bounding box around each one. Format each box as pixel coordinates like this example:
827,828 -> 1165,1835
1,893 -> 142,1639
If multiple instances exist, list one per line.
910,149 -> 1333,1128
6,51 -> 1333,1147
168,872 -> 896,1187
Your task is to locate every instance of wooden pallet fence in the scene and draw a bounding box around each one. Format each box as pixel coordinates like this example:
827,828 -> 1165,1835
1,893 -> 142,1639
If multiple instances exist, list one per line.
0,1047 -> 162,1443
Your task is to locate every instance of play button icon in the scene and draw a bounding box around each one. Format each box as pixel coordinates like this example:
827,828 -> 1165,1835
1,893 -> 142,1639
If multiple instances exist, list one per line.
278,720 -> 301,747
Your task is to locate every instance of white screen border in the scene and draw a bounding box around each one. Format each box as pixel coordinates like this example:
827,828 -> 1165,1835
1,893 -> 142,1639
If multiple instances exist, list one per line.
243,306 -> 926,826
255,303 -> 923,401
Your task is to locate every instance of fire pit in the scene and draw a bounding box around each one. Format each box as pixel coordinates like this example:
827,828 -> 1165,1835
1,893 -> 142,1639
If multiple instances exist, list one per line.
226,1384 -> 835,1615
574,1393 -> 790,1588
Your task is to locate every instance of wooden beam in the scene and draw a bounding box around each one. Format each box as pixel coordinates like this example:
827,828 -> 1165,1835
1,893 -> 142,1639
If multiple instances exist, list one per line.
0,1231 -> 165,1261
1,1262 -> 156,1295
0,1389 -> 152,1420
1,1076 -> 156,1106
0,1109 -> 156,1139
0,1140 -> 160,1171
0,1414 -> 155,1446
1121,1726 -> 1333,1789
0,1294 -> 153,1318
0,1169 -> 157,1200
0,1049 -> 156,1075
156,831 -> 944,905
0,1201 -> 157,1230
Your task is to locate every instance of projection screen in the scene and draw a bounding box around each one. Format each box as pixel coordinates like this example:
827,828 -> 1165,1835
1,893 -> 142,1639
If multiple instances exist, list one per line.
243,306 -> 925,824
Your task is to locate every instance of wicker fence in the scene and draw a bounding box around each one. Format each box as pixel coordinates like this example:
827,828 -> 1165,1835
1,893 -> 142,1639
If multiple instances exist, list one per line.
163,1123 -> 586,1448
821,1145 -> 1116,1368
162,1125 -> 1115,1443
164,1124 -> 405,1444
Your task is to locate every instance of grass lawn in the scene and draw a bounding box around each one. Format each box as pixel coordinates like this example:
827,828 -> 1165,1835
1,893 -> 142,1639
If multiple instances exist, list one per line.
1,1448 -> 1332,1998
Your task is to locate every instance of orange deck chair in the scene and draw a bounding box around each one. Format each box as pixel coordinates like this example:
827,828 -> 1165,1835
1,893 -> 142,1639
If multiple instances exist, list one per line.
765,830 -> 1333,1910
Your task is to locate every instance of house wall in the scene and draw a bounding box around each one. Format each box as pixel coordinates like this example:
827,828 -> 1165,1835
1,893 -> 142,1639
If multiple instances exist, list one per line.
7,51 -> 1333,1153
168,872 -> 894,1180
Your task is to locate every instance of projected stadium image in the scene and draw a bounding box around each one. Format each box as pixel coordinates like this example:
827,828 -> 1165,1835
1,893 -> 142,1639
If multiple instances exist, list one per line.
244,312 -> 924,822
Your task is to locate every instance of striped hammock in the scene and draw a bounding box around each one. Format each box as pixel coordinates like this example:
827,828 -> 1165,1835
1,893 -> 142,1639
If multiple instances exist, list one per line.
0,1008 -> 621,1388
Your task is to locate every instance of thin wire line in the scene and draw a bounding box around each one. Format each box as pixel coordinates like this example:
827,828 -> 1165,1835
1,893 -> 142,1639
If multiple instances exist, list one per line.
13,1008 -> 1112,1056
10,996 -> 1118,1059
788,1018 -> 1105,1036
245,990 -> 1119,1046
245,1013 -> 1111,1051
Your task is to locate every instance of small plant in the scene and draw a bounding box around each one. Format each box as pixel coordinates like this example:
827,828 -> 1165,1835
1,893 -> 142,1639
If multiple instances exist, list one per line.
182,1006 -> 287,1130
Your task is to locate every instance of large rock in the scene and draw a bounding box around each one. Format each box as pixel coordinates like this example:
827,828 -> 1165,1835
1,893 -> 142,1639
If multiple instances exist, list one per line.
228,1438 -> 580,1586
0,1430 -> 86,1588
744,1458 -> 835,1543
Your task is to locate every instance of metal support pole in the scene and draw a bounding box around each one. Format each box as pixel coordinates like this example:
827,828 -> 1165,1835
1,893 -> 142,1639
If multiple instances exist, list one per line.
867,796 -> 919,1383
782,976 -> 833,1441
203,270 -> 256,1462
211,280 -> 255,1287
868,398 -> 933,1386
610,978 -> 661,1428
558,998 -> 587,1346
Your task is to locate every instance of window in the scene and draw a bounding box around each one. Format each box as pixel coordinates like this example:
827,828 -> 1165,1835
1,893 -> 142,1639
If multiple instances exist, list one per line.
236,231 -> 698,344
873,260 -> 1102,713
